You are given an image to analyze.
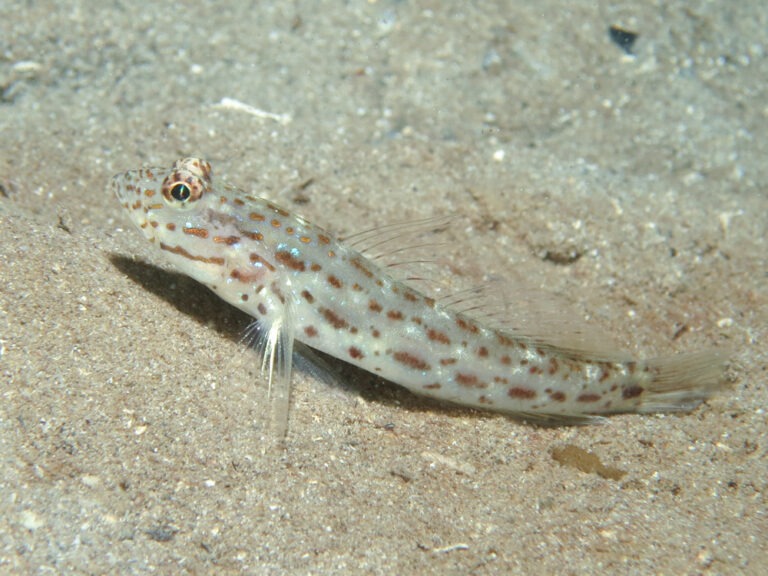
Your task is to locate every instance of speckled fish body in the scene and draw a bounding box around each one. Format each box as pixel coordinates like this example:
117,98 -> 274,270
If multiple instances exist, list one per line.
111,158 -> 725,435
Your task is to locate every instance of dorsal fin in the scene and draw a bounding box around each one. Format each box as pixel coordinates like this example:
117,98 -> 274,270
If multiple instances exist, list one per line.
441,281 -> 633,362
344,216 -> 630,362
342,215 -> 454,262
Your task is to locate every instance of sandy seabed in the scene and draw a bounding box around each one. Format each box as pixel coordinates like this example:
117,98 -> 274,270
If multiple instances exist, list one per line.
1,2 -> 766,574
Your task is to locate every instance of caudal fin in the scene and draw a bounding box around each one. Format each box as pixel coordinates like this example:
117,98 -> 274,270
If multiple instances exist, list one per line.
637,349 -> 729,413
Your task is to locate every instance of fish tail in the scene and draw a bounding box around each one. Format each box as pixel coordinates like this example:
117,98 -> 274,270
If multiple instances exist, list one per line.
636,349 -> 729,413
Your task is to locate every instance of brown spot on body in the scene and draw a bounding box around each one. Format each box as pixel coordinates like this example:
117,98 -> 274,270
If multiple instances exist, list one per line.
270,284 -> 285,303
183,227 -> 209,238
249,212 -> 266,221
403,291 -> 418,302
427,329 -> 451,345
599,366 -> 612,383
318,234 -> 331,245
257,303 -> 268,316
423,383 -> 441,390
166,223 -> 176,231
275,250 -> 306,271
497,333 -> 514,347
249,253 -> 276,271
159,243 -> 225,265
245,232 -> 264,241
456,317 -> 479,334
271,219 -> 282,228
266,202 -> 290,217
301,290 -> 314,303
548,358 -> 559,375
622,385 -> 644,399
549,391 -> 566,402
310,263 -> 322,272
440,358 -> 457,366
368,299 -> 383,313
233,198 -> 245,206
299,236 -> 312,244
508,387 -> 536,399
371,329 -> 381,338
328,275 -> 342,288
456,373 -> 485,388
349,346 -> 364,360
350,256 -> 374,278
241,294 -> 249,302
477,346 -> 489,358
304,326 -> 318,337
577,393 -> 601,403
229,268 -> 264,283
387,310 -> 404,321
393,351 -> 430,371
500,355 -> 512,365
213,235 -> 241,245
321,308 -> 348,330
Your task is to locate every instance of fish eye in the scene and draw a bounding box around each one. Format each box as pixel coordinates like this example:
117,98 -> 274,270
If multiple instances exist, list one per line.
170,183 -> 191,202
161,163 -> 208,206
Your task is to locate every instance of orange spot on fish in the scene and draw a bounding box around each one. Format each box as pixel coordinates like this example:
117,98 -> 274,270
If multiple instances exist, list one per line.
275,250 -> 305,271
549,391 -> 566,402
508,387 -> 536,399
427,329 -> 451,344
321,307 -> 348,330
301,290 -> 314,303
349,346 -> 364,359
622,385 -> 644,399
183,227 -> 209,238
213,235 -> 240,245
393,351 -> 430,371
456,373 -> 486,388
